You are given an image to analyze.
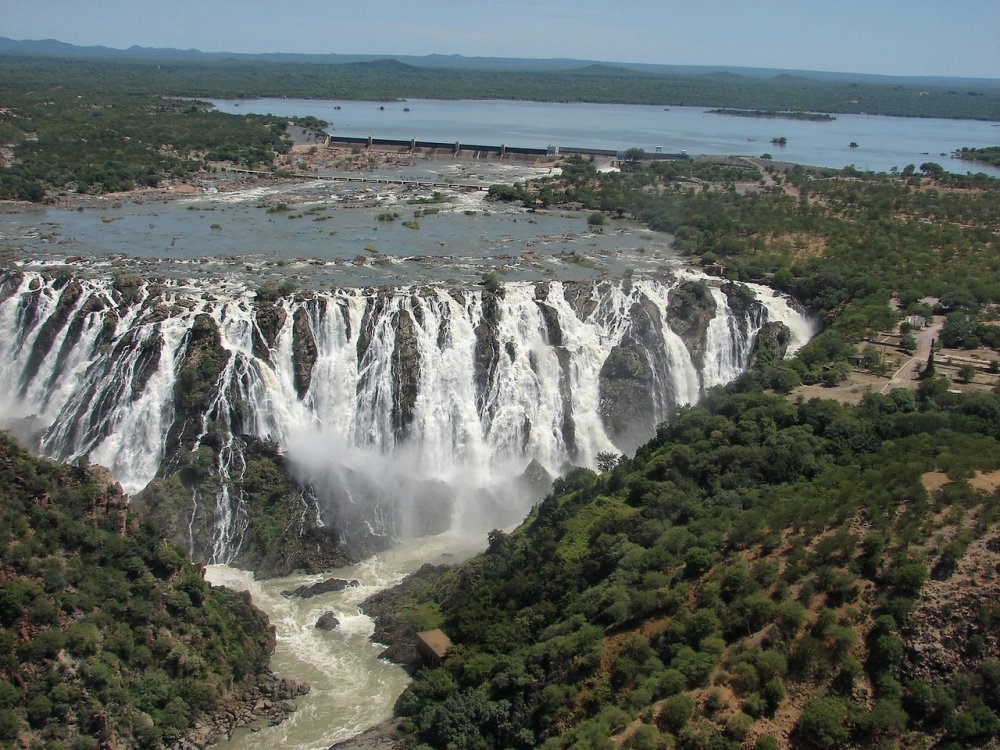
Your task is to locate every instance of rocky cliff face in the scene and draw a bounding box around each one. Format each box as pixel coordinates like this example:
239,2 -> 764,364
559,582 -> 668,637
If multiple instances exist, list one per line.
749,320 -> 792,369
665,279 -> 717,371
390,307 -> 420,441
253,302 -> 287,361
165,312 -> 232,455
1,270 -> 809,575
473,288 -> 504,421
292,305 -> 319,399
599,296 -> 668,454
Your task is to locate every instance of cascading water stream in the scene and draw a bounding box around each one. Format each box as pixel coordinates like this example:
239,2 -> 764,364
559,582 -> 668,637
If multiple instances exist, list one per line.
0,266 -> 815,750
0,269 -> 813,564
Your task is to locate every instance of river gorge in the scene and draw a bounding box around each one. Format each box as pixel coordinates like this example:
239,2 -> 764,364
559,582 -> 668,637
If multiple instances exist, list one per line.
0,162 -> 815,748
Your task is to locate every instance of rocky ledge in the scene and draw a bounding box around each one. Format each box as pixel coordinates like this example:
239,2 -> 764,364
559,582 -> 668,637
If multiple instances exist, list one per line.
282,577 -> 360,598
329,719 -> 402,750
361,563 -> 450,666
171,674 -> 310,749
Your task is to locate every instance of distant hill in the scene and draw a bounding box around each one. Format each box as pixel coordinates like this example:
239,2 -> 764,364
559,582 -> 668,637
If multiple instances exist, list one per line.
1,36 -> 998,89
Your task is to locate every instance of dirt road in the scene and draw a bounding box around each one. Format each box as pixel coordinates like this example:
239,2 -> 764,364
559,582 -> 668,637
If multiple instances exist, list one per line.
880,316 -> 944,393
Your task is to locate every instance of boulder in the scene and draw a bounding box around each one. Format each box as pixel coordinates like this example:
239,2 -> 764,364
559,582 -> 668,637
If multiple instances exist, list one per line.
315,612 -> 340,630
282,578 -> 360,599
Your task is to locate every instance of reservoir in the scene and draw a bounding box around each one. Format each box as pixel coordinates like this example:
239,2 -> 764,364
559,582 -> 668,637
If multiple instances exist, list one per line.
210,98 -> 1000,178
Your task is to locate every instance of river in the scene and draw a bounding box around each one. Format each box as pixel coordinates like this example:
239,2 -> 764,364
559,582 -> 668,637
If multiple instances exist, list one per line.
205,532 -> 485,750
10,96 -> 961,749
209,98 -> 1000,178
0,164 -> 680,289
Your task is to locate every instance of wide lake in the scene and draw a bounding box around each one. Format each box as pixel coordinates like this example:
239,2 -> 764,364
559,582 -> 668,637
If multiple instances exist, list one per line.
210,98 -> 1000,178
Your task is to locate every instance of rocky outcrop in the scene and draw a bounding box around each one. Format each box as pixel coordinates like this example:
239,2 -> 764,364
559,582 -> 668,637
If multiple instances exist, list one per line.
599,298 -> 665,454
534,288 -> 563,347
126,328 -> 164,402
20,279 -> 83,390
252,302 -> 287,361
138,437 -> 347,578
173,674 -> 310,750
165,312 -> 231,455
244,521 -> 346,580
748,321 -> 792,369
560,280 -> 600,320
721,281 -> 767,340
535,285 -> 578,457
329,719 -> 402,750
292,306 -> 318,399
0,269 -> 24,307
283,577 -> 360,599
665,280 -> 716,371
49,293 -> 107,380
472,288 -> 503,420
518,458 -> 554,499
362,563 -> 450,666
83,463 -> 130,534
902,528 -> 1000,687
390,308 -> 420,441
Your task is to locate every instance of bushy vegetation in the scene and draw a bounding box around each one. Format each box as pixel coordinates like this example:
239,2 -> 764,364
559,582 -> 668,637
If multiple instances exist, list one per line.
1,56 -> 998,200
392,158 -> 1000,749
956,146 -> 1000,168
0,435 -> 275,748
5,56 -> 999,119
393,383 -> 1000,749
0,58 -> 326,200
492,156 -> 1000,383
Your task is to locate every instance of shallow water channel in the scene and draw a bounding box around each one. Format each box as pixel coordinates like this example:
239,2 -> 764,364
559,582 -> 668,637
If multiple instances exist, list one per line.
0,164 -> 680,289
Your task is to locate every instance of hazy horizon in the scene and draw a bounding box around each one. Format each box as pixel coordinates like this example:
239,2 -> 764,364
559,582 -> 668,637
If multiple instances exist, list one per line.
2,0 -> 998,80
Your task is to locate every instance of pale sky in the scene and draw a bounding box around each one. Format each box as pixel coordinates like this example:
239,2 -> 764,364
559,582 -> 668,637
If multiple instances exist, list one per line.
2,0 -> 998,79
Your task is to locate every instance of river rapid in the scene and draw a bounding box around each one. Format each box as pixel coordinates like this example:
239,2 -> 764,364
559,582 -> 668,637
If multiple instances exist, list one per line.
205,531 -> 484,750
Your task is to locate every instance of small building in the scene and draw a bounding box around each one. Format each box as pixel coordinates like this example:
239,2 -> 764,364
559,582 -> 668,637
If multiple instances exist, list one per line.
416,629 -> 452,666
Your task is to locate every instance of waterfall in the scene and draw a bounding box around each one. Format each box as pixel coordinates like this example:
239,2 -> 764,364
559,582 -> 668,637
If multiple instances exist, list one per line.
0,269 -> 812,562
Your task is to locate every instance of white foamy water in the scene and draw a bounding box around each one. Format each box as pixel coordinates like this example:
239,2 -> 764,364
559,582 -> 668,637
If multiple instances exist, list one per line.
205,531 -> 484,750
0,271 -> 813,565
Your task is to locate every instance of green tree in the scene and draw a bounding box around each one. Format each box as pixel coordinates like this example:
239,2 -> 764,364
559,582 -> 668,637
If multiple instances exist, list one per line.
797,697 -> 851,748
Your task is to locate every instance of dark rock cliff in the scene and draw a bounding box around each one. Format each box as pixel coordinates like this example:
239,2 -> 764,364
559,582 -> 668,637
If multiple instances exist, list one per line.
391,307 -> 420,441
599,297 -> 666,455
664,279 -> 717,372
252,301 -> 287,361
292,305 -> 319,399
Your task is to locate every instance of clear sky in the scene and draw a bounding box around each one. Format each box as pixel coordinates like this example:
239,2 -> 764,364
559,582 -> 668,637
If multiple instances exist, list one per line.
3,0 -> 998,79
